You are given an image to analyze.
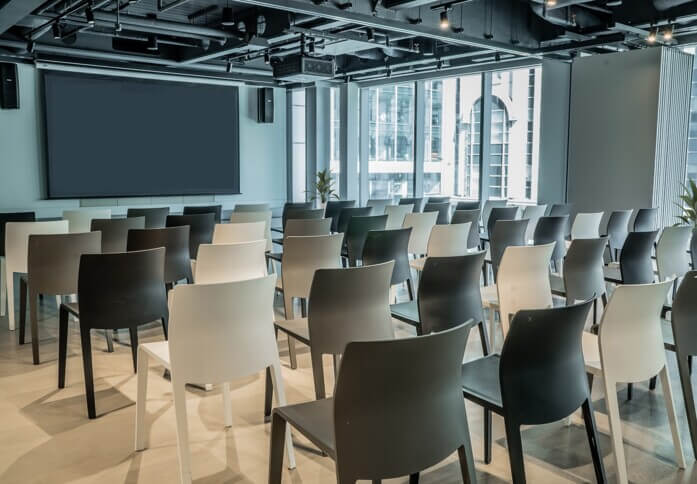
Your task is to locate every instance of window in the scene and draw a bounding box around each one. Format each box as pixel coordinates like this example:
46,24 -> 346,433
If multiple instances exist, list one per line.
330,87 -> 341,193
367,83 -> 415,199
683,46 -> 697,182
291,89 -> 306,202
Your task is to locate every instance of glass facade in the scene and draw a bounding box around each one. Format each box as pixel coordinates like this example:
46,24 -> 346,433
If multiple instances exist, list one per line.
684,46 -> 697,182
330,87 -> 341,192
290,89 -> 306,202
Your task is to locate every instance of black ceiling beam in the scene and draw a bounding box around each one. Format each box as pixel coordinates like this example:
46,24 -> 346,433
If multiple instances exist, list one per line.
382,0 -> 441,8
0,0 -> 54,36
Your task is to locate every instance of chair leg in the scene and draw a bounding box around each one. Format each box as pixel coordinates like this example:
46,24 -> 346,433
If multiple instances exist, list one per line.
287,337 -> 298,370
6,269 -> 15,331
649,376 -> 657,390
581,398 -> 607,483
0,257 -> 5,317
270,361 -> 296,469
18,277 -> 27,344
488,309 -> 496,351
409,473 -> 419,484
29,288 -> 40,365
626,383 -> 632,401
659,366 -> 686,468
79,327 -> 97,419
484,408 -> 492,464
129,327 -> 138,373
311,350 -> 326,400
677,353 -> 697,459
172,382 -> 193,484
602,378 -> 628,484
406,278 -> 415,301
268,412 -> 288,484
503,419 -> 526,484
58,305 -> 69,388
161,316 -> 168,340
135,346 -> 149,451
458,442 -> 477,484
264,366 -> 273,421
478,320 -> 490,356
105,330 -> 114,353
222,382 -> 232,428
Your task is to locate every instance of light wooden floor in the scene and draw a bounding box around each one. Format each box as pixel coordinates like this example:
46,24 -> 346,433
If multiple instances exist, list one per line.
0,288 -> 696,483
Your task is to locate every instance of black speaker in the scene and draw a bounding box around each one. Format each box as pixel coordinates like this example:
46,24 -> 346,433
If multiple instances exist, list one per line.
0,63 -> 19,110
257,87 -> 273,123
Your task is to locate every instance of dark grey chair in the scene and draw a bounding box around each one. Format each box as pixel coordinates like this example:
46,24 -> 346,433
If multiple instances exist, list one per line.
361,228 -> 414,299
90,217 -> 145,253
166,213 -> 215,260
344,215 -> 388,267
549,203 -> 572,238
692,229 -> 697,269
423,201 -> 451,225
325,200 -> 356,233
533,215 -> 568,271
490,219 -> 528,283
456,201 -> 480,211
399,197 -> 424,213
452,209 -> 481,250
127,207 -> 169,229
604,230 -> 658,285
426,196 -> 450,204
485,206 -> 519,241
272,208 -> 325,245
461,300 -> 606,483
275,201 -> 313,234
603,210 -> 632,262
269,322 -> 477,484
336,206 -> 373,235
127,226 -> 192,287
183,204 -> 222,223
633,207 -> 658,232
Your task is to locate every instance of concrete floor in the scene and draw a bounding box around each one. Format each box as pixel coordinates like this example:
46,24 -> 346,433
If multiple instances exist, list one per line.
0,289 -> 696,484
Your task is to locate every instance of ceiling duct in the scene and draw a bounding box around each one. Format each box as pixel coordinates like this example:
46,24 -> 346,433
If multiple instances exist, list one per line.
529,3 -> 607,31
272,53 -> 334,81
653,0 -> 694,10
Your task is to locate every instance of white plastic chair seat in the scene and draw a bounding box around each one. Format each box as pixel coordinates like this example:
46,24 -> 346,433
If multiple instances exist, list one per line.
603,262 -> 621,282
274,318 -> 310,345
481,285 -> 499,309
409,257 -> 426,272
582,332 -> 602,374
140,341 -> 171,369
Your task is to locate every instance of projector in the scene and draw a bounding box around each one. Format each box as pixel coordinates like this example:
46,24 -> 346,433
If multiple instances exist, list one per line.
272,54 -> 335,82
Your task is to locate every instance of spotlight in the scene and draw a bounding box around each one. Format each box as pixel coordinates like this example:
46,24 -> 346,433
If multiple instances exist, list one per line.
308,39 -> 315,54
85,7 -> 95,26
128,0 -> 138,4
663,24 -> 674,41
26,40 -> 35,53
226,60 -> 232,73
546,0 -> 557,6
440,10 -> 450,30
221,7 -> 235,26
264,52 -> 270,64
146,35 -> 158,51
366,28 -> 375,42
52,22 -> 62,39
647,29 -> 657,43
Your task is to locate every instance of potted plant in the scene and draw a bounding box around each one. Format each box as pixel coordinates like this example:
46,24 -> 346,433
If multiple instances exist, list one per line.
676,179 -> 697,226
308,169 -> 339,208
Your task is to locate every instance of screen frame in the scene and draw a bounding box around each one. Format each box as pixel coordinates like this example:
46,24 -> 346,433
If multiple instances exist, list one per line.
41,71 -> 241,199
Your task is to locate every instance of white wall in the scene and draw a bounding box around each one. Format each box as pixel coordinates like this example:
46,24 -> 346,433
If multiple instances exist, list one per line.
0,63 -> 287,217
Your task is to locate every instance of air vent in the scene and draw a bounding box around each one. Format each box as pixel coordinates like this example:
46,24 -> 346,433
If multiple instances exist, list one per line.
272,54 -> 335,82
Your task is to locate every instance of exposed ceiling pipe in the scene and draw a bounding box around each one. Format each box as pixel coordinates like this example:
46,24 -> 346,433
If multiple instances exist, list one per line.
654,0 -> 694,10
340,48 -> 493,76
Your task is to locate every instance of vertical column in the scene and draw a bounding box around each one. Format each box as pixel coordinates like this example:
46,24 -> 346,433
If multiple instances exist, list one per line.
414,81 -> 425,198
285,90 -> 293,202
359,86 -> 370,205
305,84 -> 331,201
339,83 -> 360,201
479,72 -> 493,203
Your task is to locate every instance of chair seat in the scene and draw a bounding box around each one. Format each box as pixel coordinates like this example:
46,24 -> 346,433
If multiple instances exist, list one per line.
481,285 -> 499,309
274,318 -> 310,345
461,354 -> 503,413
550,273 -> 566,296
409,257 -> 426,272
582,331 -> 602,375
390,301 -> 419,326
275,397 -> 336,458
603,263 -> 622,283
140,341 -> 171,369
62,302 -> 80,317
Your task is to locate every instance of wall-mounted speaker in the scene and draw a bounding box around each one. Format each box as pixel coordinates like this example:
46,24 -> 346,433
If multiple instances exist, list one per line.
257,87 -> 273,123
0,63 -> 19,110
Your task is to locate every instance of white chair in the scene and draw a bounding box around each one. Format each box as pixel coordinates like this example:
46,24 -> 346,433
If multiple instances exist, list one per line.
63,209 -> 111,233
135,276 -> 295,484
366,198 -> 392,215
582,280 -> 685,484
234,203 -> 270,212
212,221 -> 265,244
193,241 -> 267,284
402,211 -> 438,256
570,212 -> 604,240
229,210 -> 272,251
656,226 -> 692,286
4,220 -> 69,330
522,204 -> 547,243
385,204 -> 413,230
409,222 -> 471,272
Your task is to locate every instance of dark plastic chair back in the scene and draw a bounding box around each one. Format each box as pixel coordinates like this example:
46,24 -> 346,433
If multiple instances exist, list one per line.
399,197 -> 424,213
283,208 -> 325,228
336,206 -> 373,234
77,248 -> 168,330
451,209 -> 481,249
487,207 -> 519,237
166,213 -> 215,259
692,229 -> 697,270
533,215 -> 568,264
183,204 -> 222,223
281,202 -> 313,228
605,210 -> 632,256
633,207 -> 658,232
491,219 -> 528,281
456,201 -> 480,211
418,252 -> 486,335
563,238 -> 608,304
126,207 -> 169,229
500,300 -> 594,425
0,211 -> 35,256
427,196 -> 450,204
127,226 -> 192,284
549,203 -> 572,237
345,215 -> 388,266
423,202 -> 451,225
325,200 -> 356,232
361,228 -> 412,286
334,323 -> 474,481
91,217 -> 145,253
672,271 -> 697,357
620,230 -> 659,284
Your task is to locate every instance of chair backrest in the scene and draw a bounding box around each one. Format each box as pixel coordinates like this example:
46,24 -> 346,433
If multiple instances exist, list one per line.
399,197 -> 424,212
497,243 -> 555,336
194,240 -> 267,284
671,271 -> 697,357
562,238 -> 608,304
63,209 -> 111,233
598,280 -> 673,382
281,234 -> 344,300
90,217 -> 145,253
166,213 -> 216,259
183,204 -> 222,223
418,252 -> 486,334
333,323 -> 473,480
282,203 -> 317,228
233,203 -> 270,212
336,207 -> 373,235
533,215 -> 567,264
522,205 -> 547,243
212,221 -> 266,244
656,226 -> 692,282
308,261 -> 395,356
366,199 -> 392,215
692,229 -> 697,270
228,210 -> 272,251
481,199 -> 508,231
281,201 -> 313,228
571,212 -> 604,239
451,209 -> 481,249
605,210 -> 632,252
168,276 -> 279,385
633,207 -> 658,232
126,207 -> 169,229
490,219 -> 529,281
27,232 -> 102,295
426,196 -> 450,204
500,300 -> 594,425
127,226 -> 192,284
5,220 -> 70,274
361,228 -> 412,286
456,200 -> 480,211
486,206 -> 519,236
426,223 -> 470,257
77,248 -> 168,330
345,215 -> 388,266
384,204 -> 413,230
549,203 -> 572,237
402,211 -> 438,255
284,218 -> 331,238
325,200 -> 356,232
423,202 -> 451,225
0,211 -> 35,257
619,230 -> 659,284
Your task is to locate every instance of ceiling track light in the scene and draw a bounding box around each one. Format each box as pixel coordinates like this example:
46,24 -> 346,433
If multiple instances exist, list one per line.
439,10 -> 450,30
146,34 -> 158,51
646,27 -> 657,44
366,28 -> 375,42
221,7 -> 235,26
663,24 -> 674,41
52,22 -> 62,39
85,7 -> 95,26
264,52 -> 270,64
